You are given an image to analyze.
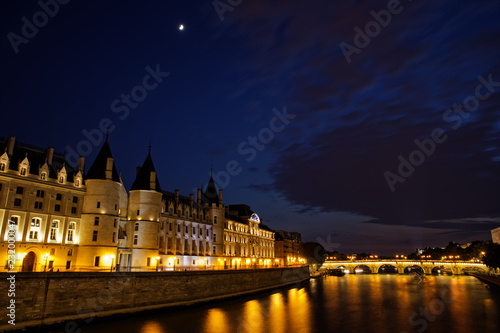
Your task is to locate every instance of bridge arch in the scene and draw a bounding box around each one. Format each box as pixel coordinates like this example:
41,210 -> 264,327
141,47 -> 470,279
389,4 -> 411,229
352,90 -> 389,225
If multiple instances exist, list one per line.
431,266 -> 453,275
354,264 -> 372,274
404,265 -> 424,275
378,264 -> 398,274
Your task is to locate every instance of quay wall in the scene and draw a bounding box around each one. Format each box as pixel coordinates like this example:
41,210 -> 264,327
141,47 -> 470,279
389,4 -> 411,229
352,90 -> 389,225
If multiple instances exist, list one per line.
0,266 -> 309,331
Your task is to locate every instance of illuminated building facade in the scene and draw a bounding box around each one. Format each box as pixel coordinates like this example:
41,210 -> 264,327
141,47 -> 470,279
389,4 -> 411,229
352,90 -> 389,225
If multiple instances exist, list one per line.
492,227 -> 500,245
0,136 -> 274,272
274,230 -> 303,266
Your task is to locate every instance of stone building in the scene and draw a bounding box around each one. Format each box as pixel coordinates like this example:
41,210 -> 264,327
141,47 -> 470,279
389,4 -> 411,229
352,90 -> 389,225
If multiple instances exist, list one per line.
492,227 -> 500,245
0,136 -> 275,272
274,230 -> 303,266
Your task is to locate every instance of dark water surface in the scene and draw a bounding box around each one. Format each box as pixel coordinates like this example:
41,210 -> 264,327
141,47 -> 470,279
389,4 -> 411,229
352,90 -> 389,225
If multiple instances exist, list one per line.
46,275 -> 500,333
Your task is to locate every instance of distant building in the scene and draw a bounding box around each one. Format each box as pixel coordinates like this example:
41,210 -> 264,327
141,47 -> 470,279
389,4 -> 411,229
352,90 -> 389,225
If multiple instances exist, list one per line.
274,230 -> 302,266
0,136 -> 275,272
492,227 -> 500,245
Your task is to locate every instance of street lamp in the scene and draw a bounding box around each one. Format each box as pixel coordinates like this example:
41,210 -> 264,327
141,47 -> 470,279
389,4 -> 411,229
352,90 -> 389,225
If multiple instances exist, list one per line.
156,256 -> 160,271
43,253 -> 49,272
110,255 -> 115,272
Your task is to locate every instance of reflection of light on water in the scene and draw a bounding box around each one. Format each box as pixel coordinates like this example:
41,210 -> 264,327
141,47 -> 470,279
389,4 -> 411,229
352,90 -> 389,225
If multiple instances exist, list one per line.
269,292 -> 286,333
239,300 -> 264,333
203,308 -> 229,333
140,320 -> 165,333
288,287 -> 312,333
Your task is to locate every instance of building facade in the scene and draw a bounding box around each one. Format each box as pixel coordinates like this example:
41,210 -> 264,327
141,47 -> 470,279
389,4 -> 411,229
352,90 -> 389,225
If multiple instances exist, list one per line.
0,136 -> 275,272
274,230 -> 303,266
492,227 -> 500,245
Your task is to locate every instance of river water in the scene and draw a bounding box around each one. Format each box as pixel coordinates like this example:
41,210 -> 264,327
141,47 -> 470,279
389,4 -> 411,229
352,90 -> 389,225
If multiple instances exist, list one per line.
46,274 -> 500,333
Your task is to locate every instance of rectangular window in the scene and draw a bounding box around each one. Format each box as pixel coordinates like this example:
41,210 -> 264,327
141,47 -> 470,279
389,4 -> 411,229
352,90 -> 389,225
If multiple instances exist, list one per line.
73,196 -> 78,203
67,230 -> 74,242
34,201 -> 43,209
94,256 -> 100,267
16,186 -> 23,194
94,217 -> 99,226
29,230 -> 38,239
135,223 -> 139,231
50,228 -> 57,240
56,193 -> 62,201
10,216 -> 19,225
193,227 -> 196,234
68,249 -> 73,256
214,216 -> 217,224
71,207 -> 77,214
14,198 -> 21,207
55,204 -> 60,212
137,210 -> 140,215
193,259 -> 196,265
213,246 -> 216,254
66,261 -> 71,270
213,233 -> 216,242
114,219 -> 117,227
134,234 -> 138,245
97,202 -> 101,208
185,226 -> 188,234
36,190 -> 45,198
147,257 -> 151,266
177,224 -> 180,232
0,163 -> 4,171
92,230 -> 98,241
169,223 -> 172,231
31,218 -> 41,227
115,204 -> 117,210
112,232 -> 116,243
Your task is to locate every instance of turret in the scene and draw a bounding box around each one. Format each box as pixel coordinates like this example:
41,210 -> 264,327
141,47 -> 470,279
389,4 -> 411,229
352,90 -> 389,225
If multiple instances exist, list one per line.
128,149 -> 163,269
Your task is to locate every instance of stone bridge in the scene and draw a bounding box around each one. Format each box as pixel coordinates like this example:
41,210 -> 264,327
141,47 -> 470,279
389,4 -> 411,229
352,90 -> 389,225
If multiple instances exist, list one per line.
321,259 -> 489,275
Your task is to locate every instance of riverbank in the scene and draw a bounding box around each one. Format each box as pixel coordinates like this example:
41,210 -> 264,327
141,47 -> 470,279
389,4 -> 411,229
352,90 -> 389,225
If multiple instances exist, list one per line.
0,266 -> 309,331
469,272 -> 500,287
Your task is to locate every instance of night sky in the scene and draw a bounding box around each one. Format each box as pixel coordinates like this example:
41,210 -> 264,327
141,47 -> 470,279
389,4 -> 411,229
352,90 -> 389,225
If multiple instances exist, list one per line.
1,0 -> 500,255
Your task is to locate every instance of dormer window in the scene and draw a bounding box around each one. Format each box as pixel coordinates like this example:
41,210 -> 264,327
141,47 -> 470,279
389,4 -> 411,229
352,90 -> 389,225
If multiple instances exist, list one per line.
40,172 -> 46,180
20,168 -> 26,176
59,176 -> 65,183
75,179 -> 80,186
0,163 -> 5,172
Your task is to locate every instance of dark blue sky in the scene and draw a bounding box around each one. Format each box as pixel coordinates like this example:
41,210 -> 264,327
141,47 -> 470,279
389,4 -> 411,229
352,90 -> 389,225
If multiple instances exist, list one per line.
1,0 -> 500,255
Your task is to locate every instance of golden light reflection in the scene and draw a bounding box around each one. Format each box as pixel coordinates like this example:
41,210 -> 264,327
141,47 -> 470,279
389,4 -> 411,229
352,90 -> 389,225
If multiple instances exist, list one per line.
203,308 -> 229,333
239,300 -> 264,333
287,287 -> 312,333
140,320 -> 165,333
269,292 -> 286,333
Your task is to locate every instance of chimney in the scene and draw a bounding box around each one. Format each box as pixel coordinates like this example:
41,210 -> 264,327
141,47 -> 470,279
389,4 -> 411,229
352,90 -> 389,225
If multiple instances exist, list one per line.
150,171 -> 156,190
6,136 -> 15,156
46,147 -> 54,165
77,156 -> 85,172
218,189 -> 223,205
197,188 -> 202,206
175,189 -> 179,203
136,166 -> 141,176
105,157 -> 113,180
189,194 -> 193,206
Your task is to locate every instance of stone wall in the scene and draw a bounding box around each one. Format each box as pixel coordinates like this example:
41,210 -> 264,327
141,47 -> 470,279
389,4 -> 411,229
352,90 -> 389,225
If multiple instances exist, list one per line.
0,266 -> 309,331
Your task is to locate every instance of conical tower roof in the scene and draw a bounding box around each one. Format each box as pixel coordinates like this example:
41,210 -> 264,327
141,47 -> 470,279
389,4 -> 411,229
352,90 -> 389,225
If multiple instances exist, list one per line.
86,138 -> 120,182
130,151 -> 162,192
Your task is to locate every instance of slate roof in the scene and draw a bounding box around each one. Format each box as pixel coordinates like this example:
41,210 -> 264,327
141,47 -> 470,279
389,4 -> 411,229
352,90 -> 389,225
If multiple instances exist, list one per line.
202,175 -> 219,204
85,139 -> 120,182
0,137 -> 76,181
130,152 -> 162,192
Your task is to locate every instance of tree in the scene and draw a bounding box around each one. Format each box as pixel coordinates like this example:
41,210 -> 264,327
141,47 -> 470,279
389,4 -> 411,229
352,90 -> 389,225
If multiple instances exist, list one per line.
302,242 -> 327,269
482,242 -> 500,270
